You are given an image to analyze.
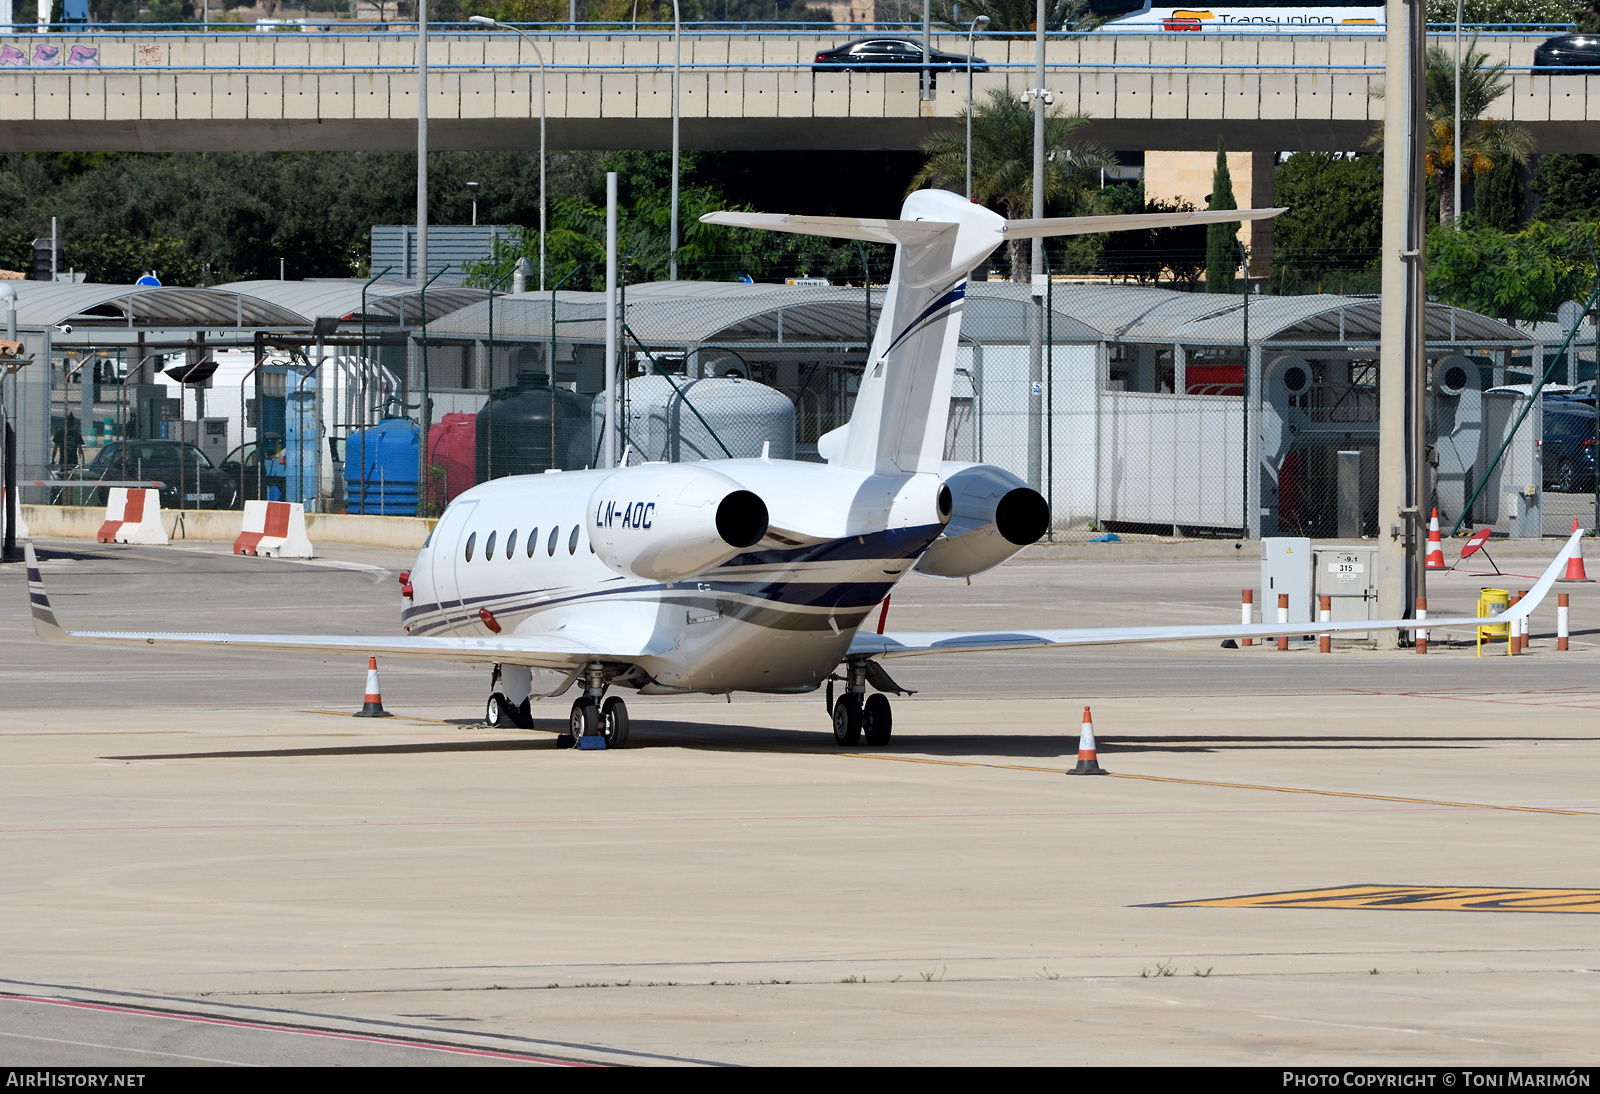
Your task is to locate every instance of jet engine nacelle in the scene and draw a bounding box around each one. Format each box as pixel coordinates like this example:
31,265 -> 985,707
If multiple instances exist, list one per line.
913,463 -> 1049,579
588,463 -> 769,581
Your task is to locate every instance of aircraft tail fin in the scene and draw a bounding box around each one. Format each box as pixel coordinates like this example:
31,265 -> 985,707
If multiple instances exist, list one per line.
703,200 -> 1285,476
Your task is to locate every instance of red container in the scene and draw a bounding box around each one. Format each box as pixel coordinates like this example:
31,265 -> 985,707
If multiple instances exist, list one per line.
427,412 -> 477,504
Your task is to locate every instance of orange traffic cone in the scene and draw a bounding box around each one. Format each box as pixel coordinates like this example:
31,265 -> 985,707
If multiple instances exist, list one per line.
1070,706 -> 1107,775
1561,518 -> 1591,582
1425,508 -> 1447,570
355,656 -> 392,718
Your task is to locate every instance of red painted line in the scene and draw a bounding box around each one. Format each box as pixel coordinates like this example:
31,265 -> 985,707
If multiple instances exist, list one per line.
0,804 -> 1449,838
0,993 -> 587,1065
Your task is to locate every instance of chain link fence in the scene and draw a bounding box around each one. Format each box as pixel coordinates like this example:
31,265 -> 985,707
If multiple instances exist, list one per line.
9,250 -> 1598,543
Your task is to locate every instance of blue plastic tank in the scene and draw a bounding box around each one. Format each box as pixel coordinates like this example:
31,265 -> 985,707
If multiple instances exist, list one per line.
343,419 -> 420,515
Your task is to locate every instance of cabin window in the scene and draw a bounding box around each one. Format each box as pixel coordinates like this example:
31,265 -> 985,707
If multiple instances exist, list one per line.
484,531 -> 497,560
506,530 -> 518,559
527,527 -> 539,558
547,526 -> 559,556
568,526 -> 580,555
464,532 -> 476,562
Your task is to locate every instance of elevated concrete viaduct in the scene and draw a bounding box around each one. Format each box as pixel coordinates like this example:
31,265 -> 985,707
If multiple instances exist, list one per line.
1,28 -> 1593,153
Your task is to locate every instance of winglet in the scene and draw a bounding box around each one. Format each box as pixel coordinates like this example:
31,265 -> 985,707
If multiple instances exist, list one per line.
23,543 -> 71,643
1503,526 -> 1585,620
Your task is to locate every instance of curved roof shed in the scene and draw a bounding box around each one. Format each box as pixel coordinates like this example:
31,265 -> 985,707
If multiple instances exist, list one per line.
1,281 -> 307,330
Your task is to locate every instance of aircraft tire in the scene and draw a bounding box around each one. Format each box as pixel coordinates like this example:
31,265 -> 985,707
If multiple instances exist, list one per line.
601,696 -> 630,749
570,698 -> 599,739
832,694 -> 862,746
863,693 -> 893,746
486,693 -> 517,729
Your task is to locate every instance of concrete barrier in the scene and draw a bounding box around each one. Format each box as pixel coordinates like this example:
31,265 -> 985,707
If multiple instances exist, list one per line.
23,505 -> 437,551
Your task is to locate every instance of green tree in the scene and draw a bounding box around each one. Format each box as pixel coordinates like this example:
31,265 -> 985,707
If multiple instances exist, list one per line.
1375,38 -> 1533,226
1094,183 -> 1205,286
1427,0 -> 1584,25
930,0 -> 1097,32
1531,153 -> 1600,223
909,88 -> 1112,282
1428,220 -> 1600,322
1205,138 -> 1238,293
1271,152 -> 1384,289
1473,157 -> 1526,231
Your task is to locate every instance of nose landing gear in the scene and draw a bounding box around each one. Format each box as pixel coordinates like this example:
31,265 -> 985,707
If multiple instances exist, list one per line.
563,663 -> 631,748
828,659 -> 897,747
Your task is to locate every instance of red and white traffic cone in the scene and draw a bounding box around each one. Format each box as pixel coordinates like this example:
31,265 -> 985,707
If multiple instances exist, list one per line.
355,656 -> 392,718
1070,706 -> 1107,776
1561,518 -> 1591,582
1425,508 -> 1447,570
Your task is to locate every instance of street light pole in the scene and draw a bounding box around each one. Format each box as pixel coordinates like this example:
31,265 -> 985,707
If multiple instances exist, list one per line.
965,14 -> 989,201
469,17 -> 547,291
417,0 -> 428,286
1454,0 -> 1463,229
669,0 -> 681,281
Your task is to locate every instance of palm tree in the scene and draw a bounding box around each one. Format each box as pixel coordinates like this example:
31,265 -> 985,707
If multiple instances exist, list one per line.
909,88 -> 1112,281
1372,37 -> 1534,227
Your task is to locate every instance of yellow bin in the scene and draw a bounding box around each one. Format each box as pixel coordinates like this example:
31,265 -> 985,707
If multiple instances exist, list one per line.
1477,588 -> 1510,656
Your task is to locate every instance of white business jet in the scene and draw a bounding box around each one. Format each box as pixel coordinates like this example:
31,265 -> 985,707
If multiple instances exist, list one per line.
24,190 -> 1586,747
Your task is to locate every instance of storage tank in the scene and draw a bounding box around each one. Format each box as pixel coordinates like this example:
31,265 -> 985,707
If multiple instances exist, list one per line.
428,412 -> 477,504
343,418 -> 419,515
477,371 -> 595,480
595,375 -> 795,463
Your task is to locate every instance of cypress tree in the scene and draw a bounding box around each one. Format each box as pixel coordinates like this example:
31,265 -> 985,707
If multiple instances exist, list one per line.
1205,137 -> 1240,294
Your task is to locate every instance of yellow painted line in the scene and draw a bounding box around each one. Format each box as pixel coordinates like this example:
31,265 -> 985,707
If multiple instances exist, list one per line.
1164,884 -> 1600,914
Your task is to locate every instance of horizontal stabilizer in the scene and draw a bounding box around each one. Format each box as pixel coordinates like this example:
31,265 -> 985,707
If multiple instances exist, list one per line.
701,206 -> 1285,244
1000,207 -> 1286,240
698,211 -> 954,247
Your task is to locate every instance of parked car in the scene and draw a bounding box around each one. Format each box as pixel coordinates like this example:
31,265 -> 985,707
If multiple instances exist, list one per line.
812,38 -> 988,79
1543,407 -> 1597,494
53,440 -> 241,510
221,441 -> 287,502
1533,34 -> 1600,68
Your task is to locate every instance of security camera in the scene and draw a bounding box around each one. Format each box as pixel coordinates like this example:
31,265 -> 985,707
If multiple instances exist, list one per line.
54,323 -> 72,336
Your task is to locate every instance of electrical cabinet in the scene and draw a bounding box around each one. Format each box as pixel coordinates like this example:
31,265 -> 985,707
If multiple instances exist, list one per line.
1312,545 -> 1378,640
1260,537 -> 1313,624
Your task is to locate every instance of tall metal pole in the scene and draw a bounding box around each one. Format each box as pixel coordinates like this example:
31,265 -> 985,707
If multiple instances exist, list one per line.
1454,0 -> 1462,228
921,0 -> 931,100
417,0 -> 428,288
1026,0 -> 1046,491
966,15 -> 988,200
669,0 -> 681,281
604,171 -> 619,469
472,19 -> 548,291
1377,0 -> 1429,644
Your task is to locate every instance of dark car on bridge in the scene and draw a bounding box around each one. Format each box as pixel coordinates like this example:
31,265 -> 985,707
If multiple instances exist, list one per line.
812,38 -> 988,79
1533,34 -> 1600,68
53,440 -> 241,510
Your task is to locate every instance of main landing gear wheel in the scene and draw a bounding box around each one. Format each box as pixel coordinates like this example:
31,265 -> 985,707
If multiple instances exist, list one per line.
569,697 -> 598,740
485,693 -> 519,729
601,696 -> 630,748
862,693 -> 893,746
832,694 -> 862,746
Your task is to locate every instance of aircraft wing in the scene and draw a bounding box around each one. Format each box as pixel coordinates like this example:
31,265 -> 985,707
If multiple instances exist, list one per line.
850,528 -> 1583,660
23,544 -> 605,670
